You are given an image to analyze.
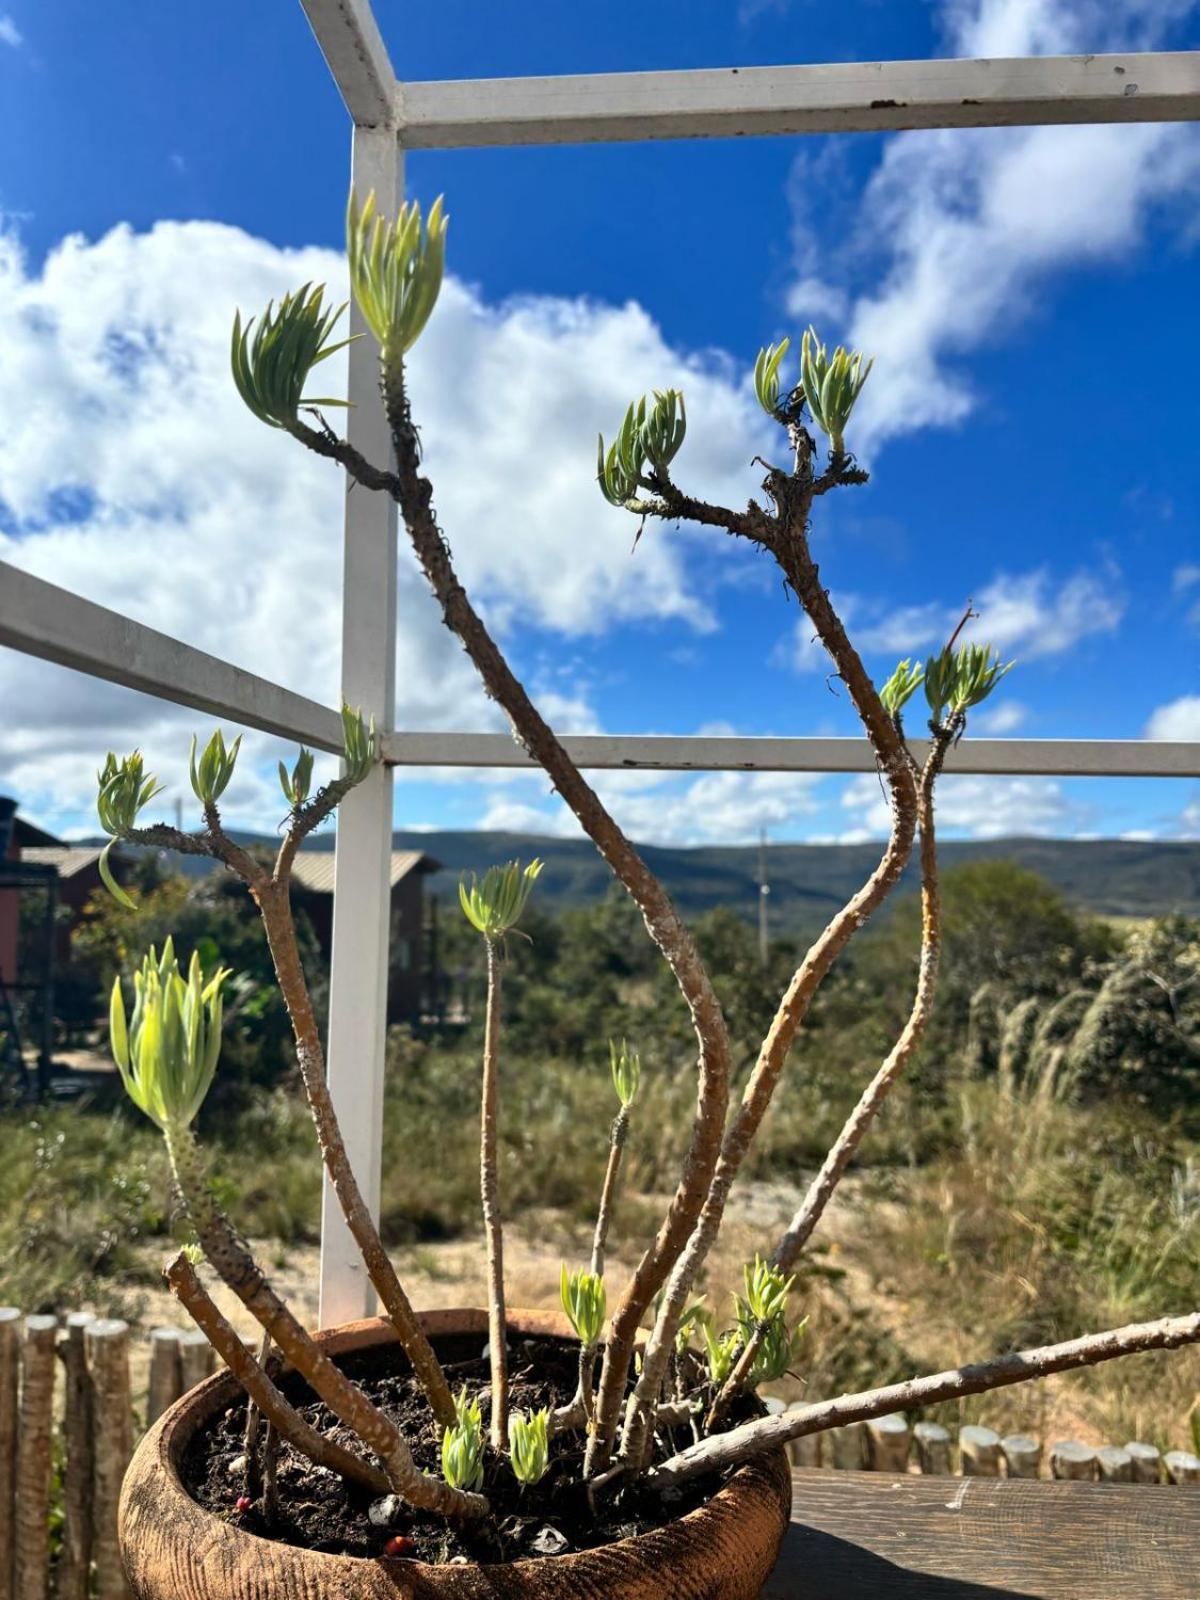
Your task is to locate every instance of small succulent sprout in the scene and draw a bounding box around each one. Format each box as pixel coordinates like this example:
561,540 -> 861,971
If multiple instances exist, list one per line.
278,747 -> 315,810
880,658 -> 925,721
560,1264 -> 606,1349
182,1242 -> 204,1266
597,389 -> 687,507
750,1314 -> 808,1386
675,1297 -> 708,1355
753,338 -> 791,417
441,1393 -> 485,1493
189,729 -> 242,809
341,704 -> 377,785
346,188 -> 448,368
609,1037 -> 641,1108
741,1255 -> 796,1327
231,283 -> 353,431
96,749 -> 165,907
110,941 -> 230,1133
924,642 -> 1014,726
698,1313 -> 739,1387
800,327 -> 873,456
459,858 -> 543,942
452,1383 -> 483,1432
509,1408 -> 551,1486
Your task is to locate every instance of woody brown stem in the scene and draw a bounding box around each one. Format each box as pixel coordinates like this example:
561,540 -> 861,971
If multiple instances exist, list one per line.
619,506 -> 920,1469
165,1251 -> 389,1495
652,1311 -> 1200,1488
591,1105 -> 630,1280
481,939 -> 509,1451
120,816 -> 454,1425
290,394 -> 733,1481
708,728 -> 951,1429
253,878 -> 457,1429
164,1127 -> 486,1519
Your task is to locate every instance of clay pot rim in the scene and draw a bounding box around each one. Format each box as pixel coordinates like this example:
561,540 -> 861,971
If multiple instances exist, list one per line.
129,1307 -> 790,1584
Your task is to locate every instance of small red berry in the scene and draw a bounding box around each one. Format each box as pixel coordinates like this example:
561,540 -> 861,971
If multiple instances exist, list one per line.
235,1496 -> 252,1513
384,1535 -> 415,1559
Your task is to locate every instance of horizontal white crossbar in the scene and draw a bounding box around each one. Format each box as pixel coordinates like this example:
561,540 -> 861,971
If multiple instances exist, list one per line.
396,52 -> 1200,149
3,565 -> 1194,780
383,731 -> 1199,780
0,562 -> 346,754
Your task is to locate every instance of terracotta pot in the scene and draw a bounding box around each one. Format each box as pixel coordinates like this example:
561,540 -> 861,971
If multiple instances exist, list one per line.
120,1308 -> 792,1600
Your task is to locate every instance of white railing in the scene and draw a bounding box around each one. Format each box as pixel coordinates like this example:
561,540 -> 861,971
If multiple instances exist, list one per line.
3,3 -> 1198,1320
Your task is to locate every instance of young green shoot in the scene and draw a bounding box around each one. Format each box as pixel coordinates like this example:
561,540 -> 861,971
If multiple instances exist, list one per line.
561,1266 -> 606,1351
96,750 -> 164,907
231,284 -> 353,432
800,327 -> 873,456
109,941 -> 230,1133
189,729 -> 242,809
509,1409 -> 551,1487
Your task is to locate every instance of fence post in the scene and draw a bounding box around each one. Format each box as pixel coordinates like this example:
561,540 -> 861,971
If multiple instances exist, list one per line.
146,1328 -> 182,1426
1050,1440 -> 1096,1480
86,1320 -> 132,1600
866,1413 -> 910,1472
1096,1444 -> 1133,1483
959,1424 -> 1002,1476
1000,1434 -> 1041,1479
56,1314 -> 94,1600
178,1329 -> 216,1393
0,1309 -> 21,1600
15,1316 -> 57,1600
914,1420 -> 952,1475
827,1423 -> 866,1470
1125,1440 -> 1162,1484
1164,1450 -> 1200,1485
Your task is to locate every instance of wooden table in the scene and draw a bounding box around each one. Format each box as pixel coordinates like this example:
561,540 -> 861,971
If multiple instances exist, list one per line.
763,1470 -> 1200,1598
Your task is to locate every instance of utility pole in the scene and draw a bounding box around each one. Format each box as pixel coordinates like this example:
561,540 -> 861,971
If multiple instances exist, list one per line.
757,829 -> 770,967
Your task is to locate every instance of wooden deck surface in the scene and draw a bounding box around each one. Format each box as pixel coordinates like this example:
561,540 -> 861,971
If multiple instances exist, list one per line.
763,1470 -> 1200,1598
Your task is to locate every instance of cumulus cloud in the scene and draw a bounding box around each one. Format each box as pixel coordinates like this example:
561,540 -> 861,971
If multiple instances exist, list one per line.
1145,695 -> 1200,740
778,566 -> 1122,676
842,768 -> 1085,839
0,218 -> 767,831
788,0 -> 1200,450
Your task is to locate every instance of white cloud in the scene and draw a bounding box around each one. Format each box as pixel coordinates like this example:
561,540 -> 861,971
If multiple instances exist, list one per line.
972,699 -> 1028,734
1172,563 -> 1200,593
0,15 -> 21,47
0,218 -> 768,832
1145,695 -> 1200,740
843,769 -> 1084,839
788,0 -> 1200,451
482,767 -> 822,846
854,568 -> 1123,659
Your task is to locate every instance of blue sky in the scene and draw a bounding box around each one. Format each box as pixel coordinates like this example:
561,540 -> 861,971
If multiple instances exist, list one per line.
1,0 -> 1198,846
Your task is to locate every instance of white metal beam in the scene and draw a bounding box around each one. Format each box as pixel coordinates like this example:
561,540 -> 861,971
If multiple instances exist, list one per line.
319,124 -> 402,1329
382,731 -> 1199,779
299,0 -> 396,127
0,562 -> 345,752
396,51 -> 1200,149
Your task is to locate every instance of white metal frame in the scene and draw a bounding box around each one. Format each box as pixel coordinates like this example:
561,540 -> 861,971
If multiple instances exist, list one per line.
2,4 -> 1197,1319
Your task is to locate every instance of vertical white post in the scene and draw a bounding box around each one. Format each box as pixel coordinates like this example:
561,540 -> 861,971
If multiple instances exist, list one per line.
319,123 -> 401,1327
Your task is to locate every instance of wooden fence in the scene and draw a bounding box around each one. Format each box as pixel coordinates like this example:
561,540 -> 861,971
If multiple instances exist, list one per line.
0,1310 -> 214,1600
770,1399 -> 1200,1484
2,1309 -> 1199,1600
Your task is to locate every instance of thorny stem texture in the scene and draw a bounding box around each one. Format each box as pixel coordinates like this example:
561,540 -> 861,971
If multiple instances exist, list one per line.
165,1251 -> 390,1495
708,727 -> 952,1428
652,1311 -> 1200,1487
591,1105 -> 631,1280
123,814 -> 456,1430
163,1124 -> 487,1519
292,388 -> 734,1480
481,939 -> 509,1451
620,497 -> 920,1469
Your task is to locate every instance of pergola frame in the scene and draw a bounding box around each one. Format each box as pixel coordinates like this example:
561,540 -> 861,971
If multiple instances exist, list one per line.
1,0 -> 1197,1321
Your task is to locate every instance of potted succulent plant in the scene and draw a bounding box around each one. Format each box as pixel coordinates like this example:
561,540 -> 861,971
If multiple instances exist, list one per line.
97,191 -> 1200,1599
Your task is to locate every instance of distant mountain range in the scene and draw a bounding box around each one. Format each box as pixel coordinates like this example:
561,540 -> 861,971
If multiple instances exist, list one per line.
129,829 -> 1200,929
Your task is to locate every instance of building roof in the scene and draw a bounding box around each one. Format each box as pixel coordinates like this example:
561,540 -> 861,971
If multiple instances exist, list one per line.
290,849 -> 439,896
21,846 -> 111,879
